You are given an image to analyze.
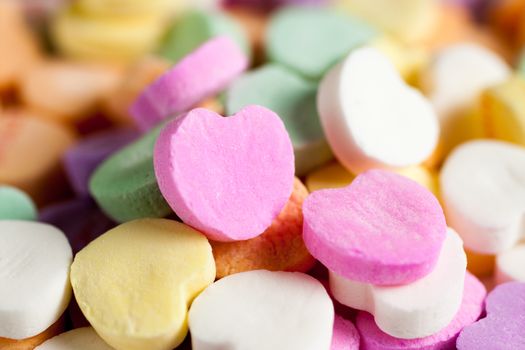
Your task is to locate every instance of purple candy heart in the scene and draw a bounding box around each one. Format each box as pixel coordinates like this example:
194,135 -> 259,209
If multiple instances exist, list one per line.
63,128 -> 139,196
457,282 -> 525,349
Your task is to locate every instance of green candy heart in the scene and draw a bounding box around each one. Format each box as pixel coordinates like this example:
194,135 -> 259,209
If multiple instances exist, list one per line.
89,123 -> 171,223
159,10 -> 250,63
267,6 -> 376,80
0,186 -> 37,221
226,64 -> 332,175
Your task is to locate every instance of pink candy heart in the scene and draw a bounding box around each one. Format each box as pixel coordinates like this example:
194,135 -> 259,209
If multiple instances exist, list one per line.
154,105 -> 295,242
303,169 -> 447,285
331,315 -> 360,350
457,281 -> 525,349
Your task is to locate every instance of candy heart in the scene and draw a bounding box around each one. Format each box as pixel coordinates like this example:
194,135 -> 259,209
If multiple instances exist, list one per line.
457,282 -> 525,349
331,315 -> 360,350
226,64 -> 332,175
70,218 -> 215,350
0,221 -> 72,340
154,105 -> 295,242
35,327 -> 113,350
317,47 -> 439,174
130,36 -> 248,130
188,270 -> 334,350
0,185 -> 37,220
330,228 -> 466,339
496,244 -> 525,284
266,6 -> 376,80
440,140 -> 525,254
356,272 -> 486,350
211,177 -> 315,278
303,169 -> 447,285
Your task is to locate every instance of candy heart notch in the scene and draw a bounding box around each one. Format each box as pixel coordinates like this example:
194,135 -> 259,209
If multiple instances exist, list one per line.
188,270 -> 334,350
330,228 -> 467,339
0,221 -> 72,340
70,219 -> 215,350
317,47 -> 439,174
457,282 -> 525,349
154,105 -> 295,242
440,140 -> 525,254
303,169 -> 447,285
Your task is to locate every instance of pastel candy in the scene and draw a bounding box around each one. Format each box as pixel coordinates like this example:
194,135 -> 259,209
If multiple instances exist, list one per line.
356,272 -> 486,350
0,186 -> 37,220
482,75 -> 525,146
0,319 -> 64,350
0,221 -> 72,340
317,47 -> 439,174
35,327 -> 113,350
130,36 -> 248,131
420,44 -> 510,156
440,140 -> 525,254
331,315 -> 360,350
189,270 -> 334,350
160,10 -> 249,63
153,106 -> 295,242
51,6 -> 166,63
0,115 -> 75,204
226,64 -> 332,175
336,0 -> 438,42
212,177 -> 315,278
89,123 -> 171,223
496,244 -> 525,284
305,161 -> 439,198
457,282 -> 525,349
63,128 -> 138,195
303,169 -> 447,285
330,228 -> 467,339
76,0 -> 184,16
39,198 -> 115,254
266,6 -> 376,80
70,219 -> 215,350
19,61 -> 122,123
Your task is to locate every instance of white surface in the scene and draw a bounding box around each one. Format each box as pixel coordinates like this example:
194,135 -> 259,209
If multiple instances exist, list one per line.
189,270 -> 334,350
35,327 -> 113,350
0,221 -> 72,339
329,228 -> 466,339
422,43 -> 510,117
317,47 -> 439,174
496,244 -> 525,284
441,140 -> 525,254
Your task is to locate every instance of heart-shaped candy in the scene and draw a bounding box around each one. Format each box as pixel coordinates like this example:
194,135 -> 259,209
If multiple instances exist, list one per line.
154,105 -> 295,242
331,315 -> 360,350
0,221 -> 72,340
440,140 -> 525,254
496,244 -> 525,284
70,219 -> 215,350
330,228 -> 467,339
303,169 -> 447,285
0,185 -> 37,220
317,46 -> 439,174
188,270 -> 334,350
457,282 -> 525,349
356,271 -> 486,349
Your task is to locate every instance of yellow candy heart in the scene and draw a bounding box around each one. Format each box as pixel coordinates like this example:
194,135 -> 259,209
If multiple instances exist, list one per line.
70,218 -> 215,350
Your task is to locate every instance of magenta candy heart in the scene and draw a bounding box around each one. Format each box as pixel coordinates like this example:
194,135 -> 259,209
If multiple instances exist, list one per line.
303,169 -> 447,285
331,315 -> 360,350
457,281 -> 525,349
357,272 -> 486,350
130,36 -> 248,131
154,105 -> 295,242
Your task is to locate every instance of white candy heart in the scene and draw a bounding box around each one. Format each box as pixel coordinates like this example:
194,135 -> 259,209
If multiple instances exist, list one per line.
188,270 -> 334,350
496,244 -> 525,284
441,140 -> 525,254
0,221 -> 72,339
317,46 -> 439,174
35,327 -> 113,350
329,228 -> 466,339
